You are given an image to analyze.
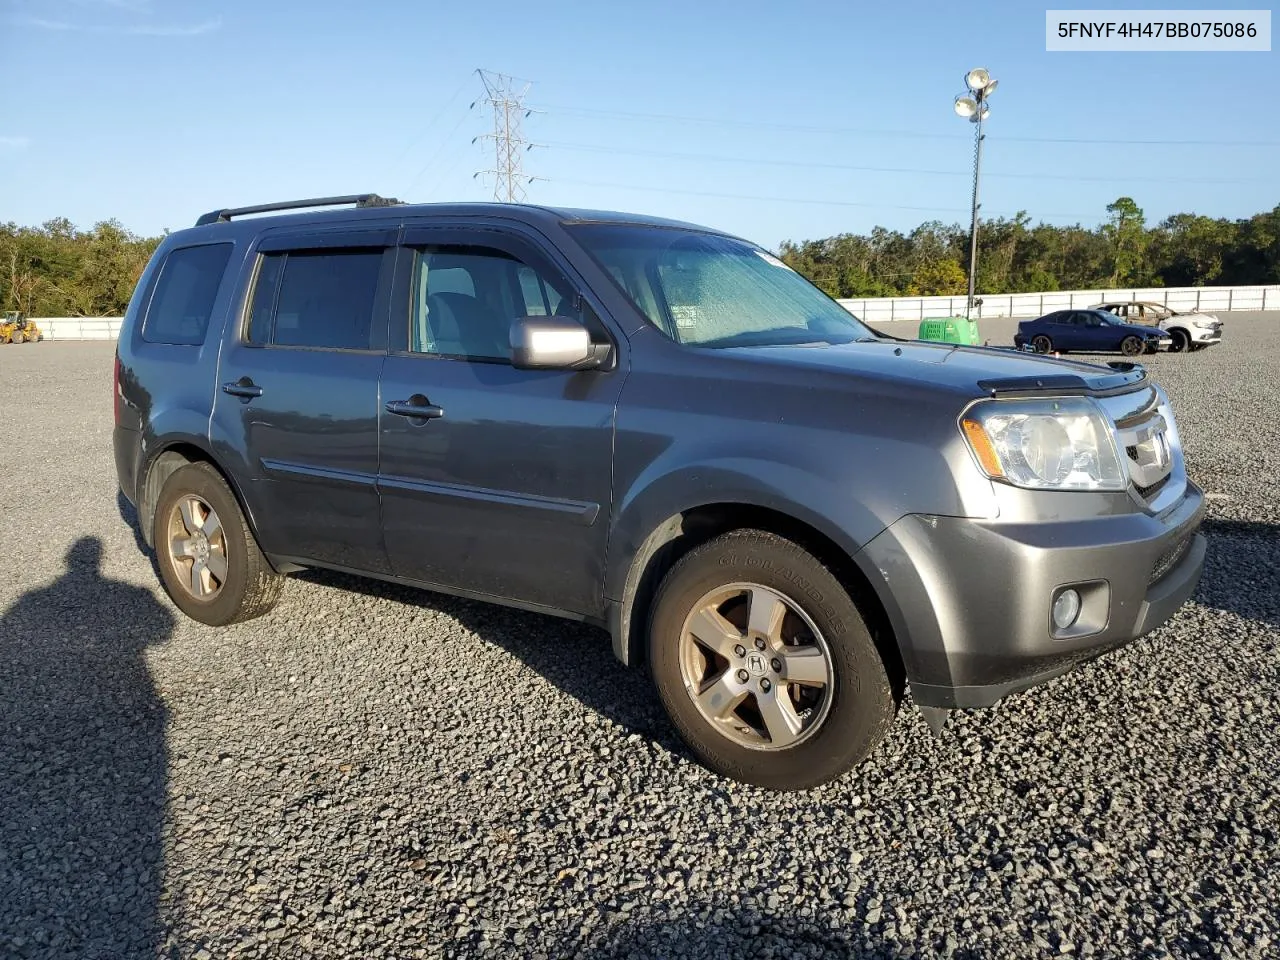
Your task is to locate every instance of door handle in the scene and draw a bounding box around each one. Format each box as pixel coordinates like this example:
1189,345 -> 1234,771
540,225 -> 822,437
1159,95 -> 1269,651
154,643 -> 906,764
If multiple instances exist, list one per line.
222,378 -> 263,401
385,396 -> 444,421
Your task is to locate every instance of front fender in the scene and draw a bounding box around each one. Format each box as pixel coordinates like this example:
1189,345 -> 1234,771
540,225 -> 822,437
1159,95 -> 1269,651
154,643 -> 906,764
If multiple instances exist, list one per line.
604,456 -> 887,605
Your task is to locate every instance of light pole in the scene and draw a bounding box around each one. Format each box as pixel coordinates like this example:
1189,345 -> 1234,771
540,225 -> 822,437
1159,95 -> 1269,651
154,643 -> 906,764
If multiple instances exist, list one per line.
954,68 -> 998,321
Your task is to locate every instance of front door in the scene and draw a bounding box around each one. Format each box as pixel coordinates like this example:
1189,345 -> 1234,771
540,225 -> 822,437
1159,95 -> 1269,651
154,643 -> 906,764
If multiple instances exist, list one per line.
377,227 -> 625,617
211,226 -> 397,573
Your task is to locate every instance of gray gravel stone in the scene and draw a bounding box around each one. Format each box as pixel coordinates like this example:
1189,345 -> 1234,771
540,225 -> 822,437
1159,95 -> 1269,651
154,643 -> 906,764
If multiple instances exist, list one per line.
1,321 -> 1278,958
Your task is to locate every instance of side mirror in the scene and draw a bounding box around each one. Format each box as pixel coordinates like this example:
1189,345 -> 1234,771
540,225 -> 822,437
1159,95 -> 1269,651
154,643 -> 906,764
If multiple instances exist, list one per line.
510,316 -> 605,370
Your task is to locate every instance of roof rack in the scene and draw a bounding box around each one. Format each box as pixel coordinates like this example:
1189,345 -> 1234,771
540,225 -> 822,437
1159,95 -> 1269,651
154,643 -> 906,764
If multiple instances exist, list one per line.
194,193 -> 403,227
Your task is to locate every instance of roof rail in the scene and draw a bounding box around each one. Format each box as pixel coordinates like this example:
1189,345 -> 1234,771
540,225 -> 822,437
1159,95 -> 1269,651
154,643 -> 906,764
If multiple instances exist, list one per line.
194,193 -> 403,227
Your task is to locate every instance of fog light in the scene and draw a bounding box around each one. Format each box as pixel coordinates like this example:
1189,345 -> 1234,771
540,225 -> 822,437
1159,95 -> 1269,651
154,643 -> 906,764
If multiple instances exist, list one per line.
1052,589 -> 1082,630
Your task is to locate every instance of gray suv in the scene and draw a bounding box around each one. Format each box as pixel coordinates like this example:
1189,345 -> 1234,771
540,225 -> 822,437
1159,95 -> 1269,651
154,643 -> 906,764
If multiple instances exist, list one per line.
113,195 -> 1206,790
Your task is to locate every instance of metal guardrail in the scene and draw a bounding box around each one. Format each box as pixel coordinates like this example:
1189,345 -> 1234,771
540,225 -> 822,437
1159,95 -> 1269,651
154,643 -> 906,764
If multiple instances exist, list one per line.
25,317 -> 124,340
838,284 -> 1279,323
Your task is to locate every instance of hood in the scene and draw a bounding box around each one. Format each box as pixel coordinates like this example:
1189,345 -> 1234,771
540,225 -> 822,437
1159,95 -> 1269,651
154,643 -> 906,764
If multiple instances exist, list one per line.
1118,322 -> 1169,335
721,338 -> 1147,398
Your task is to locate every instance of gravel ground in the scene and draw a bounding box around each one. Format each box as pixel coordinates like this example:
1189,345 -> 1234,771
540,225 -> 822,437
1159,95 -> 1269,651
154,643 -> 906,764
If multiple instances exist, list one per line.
1,317 -> 1277,960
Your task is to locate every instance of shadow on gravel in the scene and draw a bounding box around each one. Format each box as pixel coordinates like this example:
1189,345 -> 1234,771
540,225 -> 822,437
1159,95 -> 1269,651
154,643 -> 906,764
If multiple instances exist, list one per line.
0,537 -> 174,959
117,488 -> 153,560
1199,518 -> 1280,628
297,569 -> 684,751
571,904 -> 983,959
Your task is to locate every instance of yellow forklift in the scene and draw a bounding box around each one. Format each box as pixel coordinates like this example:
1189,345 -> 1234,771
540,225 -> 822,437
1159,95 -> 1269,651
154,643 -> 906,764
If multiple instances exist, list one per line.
0,311 -> 42,344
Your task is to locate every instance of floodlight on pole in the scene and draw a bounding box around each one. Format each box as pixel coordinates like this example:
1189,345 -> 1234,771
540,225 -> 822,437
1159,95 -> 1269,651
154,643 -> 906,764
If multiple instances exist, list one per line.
955,67 -> 998,321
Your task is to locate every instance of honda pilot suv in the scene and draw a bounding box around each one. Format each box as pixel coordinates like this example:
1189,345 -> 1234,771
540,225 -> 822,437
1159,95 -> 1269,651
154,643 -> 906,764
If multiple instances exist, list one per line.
114,195 -> 1206,790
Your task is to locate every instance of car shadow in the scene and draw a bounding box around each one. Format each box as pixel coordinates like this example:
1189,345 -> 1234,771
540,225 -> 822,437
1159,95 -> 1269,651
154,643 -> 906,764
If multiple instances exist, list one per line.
566,901 -> 990,959
295,568 -> 684,752
1198,518 -> 1280,628
0,537 -> 175,958
117,488 -> 149,553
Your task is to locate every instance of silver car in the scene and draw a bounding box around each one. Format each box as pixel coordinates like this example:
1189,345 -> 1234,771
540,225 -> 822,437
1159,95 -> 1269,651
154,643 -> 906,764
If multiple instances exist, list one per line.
1093,301 -> 1224,353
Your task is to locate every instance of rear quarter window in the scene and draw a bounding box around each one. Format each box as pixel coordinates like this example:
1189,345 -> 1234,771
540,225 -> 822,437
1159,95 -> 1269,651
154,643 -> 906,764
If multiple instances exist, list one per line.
141,243 -> 234,345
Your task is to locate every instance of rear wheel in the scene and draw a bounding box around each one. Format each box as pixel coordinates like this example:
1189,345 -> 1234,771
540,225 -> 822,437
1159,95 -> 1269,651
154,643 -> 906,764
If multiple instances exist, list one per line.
154,462 -> 283,625
1031,334 -> 1053,354
1120,335 -> 1143,357
1168,329 -> 1190,353
10,331 -> 23,344
647,529 -> 896,790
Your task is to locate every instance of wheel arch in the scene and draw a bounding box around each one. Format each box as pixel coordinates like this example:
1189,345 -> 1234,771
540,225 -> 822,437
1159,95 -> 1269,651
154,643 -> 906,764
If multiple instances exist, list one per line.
607,501 -> 905,696
137,440 -> 263,554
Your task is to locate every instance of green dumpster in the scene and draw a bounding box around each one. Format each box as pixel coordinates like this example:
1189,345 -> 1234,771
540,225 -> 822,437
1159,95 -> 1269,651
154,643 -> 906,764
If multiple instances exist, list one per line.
917,316 -> 980,345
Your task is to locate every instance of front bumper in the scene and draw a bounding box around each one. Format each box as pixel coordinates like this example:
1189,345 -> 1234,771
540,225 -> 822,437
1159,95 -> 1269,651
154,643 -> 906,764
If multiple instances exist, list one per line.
863,483 -> 1205,709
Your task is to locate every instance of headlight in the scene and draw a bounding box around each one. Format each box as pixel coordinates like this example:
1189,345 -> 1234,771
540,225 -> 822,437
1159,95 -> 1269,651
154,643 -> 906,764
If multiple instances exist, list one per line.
960,398 -> 1126,490
1192,318 -> 1215,329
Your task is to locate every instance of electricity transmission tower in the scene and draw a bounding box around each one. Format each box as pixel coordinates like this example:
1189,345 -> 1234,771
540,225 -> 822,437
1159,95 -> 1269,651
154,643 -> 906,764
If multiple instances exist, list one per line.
473,69 -> 536,203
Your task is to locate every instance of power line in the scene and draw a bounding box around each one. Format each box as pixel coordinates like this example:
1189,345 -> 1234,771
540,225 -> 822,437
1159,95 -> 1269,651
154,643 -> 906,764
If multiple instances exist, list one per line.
541,140 -> 1267,185
380,74 -> 473,187
530,102 -> 1280,148
474,68 -> 537,203
403,106 -> 476,197
544,177 -> 1098,221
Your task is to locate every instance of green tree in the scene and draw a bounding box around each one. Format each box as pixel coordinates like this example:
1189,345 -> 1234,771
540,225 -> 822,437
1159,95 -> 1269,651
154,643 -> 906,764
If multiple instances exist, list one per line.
1102,196 -> 1148,286
906,258 -> 967,295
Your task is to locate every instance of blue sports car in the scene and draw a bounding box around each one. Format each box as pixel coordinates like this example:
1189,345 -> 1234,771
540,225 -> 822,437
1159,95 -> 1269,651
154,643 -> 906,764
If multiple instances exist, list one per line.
1014,309 -> 1172,357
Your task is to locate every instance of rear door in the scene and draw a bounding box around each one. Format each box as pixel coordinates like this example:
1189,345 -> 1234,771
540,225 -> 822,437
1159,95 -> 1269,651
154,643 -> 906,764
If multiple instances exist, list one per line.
376,224 -> 626,617
210,225 -> 398,572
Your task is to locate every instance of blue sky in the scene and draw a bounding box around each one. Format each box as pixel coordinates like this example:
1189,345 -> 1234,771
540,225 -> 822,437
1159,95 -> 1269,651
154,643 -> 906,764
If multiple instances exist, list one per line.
1,0 -> 1276,248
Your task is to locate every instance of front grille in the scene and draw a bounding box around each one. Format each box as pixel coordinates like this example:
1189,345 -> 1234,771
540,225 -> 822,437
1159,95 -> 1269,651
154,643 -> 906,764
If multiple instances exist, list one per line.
1099,387 -> 1180,505
1150,534 -> 1192,585
1134,475 -> 1170,500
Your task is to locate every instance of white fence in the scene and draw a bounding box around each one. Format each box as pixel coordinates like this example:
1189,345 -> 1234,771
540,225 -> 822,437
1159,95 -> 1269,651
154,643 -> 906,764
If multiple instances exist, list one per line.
30,317 -> 124,340
25,283 -> 1280,340
838,284 -> 1280,324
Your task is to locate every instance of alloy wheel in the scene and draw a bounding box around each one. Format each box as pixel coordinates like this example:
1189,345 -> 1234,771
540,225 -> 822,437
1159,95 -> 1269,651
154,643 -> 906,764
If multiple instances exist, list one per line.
166,494 -> 228,600
678,582 -> 834,751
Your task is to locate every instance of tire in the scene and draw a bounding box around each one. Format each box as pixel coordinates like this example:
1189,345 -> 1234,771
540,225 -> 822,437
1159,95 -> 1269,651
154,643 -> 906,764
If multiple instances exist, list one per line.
153,461 -> 283,626
1031,335 -> 1052,354
11,331 -> 23,344
1168,329 -> 1190,353
1120,336 -> 1143,357
647,529 -> 895,790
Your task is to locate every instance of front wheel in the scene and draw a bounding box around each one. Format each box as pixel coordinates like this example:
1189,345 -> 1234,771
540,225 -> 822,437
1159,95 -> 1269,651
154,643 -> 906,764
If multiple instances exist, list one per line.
153,462 -> 283,625
1168,329 -> 1190,353
10,331 -> 23,344
1120,335 -> 1144,357
648,529 -> 896,790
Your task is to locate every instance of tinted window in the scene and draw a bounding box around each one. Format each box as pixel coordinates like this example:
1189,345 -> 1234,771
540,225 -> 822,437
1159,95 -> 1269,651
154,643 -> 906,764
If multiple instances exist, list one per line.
247,249 -> 383,350
247,253 -> 284,345
410,247 -> 573,361
141,243 -> 233,345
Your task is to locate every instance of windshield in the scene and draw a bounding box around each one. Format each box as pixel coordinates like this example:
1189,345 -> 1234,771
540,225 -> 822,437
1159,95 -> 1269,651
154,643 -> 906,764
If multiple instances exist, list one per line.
568,224 -> 877,348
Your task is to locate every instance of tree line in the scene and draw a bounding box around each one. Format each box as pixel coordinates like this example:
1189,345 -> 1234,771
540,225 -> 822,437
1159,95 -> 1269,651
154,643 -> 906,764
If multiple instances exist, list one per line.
3,198 -> 1279,316
1,219 -> 160,318
779,198 -> 1280,299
